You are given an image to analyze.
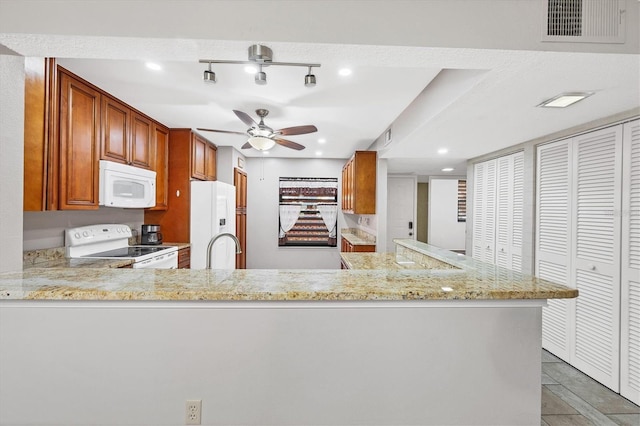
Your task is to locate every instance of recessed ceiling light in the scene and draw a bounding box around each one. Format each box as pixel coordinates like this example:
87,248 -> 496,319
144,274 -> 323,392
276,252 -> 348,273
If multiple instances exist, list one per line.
338,68 -> 352,76
442,167 -> 454,172
315,151 -> 322,156
438,148 -> 448,155
318,138 -> 326,144
145,62 -> 162,71
244,65 -> 258,74
537,92 -> 593,108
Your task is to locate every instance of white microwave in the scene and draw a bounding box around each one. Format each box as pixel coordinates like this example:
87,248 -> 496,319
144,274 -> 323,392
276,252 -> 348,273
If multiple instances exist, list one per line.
99,160 -> 156,208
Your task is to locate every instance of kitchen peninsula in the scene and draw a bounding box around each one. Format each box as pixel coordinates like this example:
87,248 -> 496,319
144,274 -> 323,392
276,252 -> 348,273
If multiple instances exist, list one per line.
0,240 -> 577,426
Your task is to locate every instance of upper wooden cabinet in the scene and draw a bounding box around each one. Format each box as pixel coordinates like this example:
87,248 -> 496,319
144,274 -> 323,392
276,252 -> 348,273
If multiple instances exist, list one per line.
147,123 -> 170,211
23,64 -> 170,211
144,129 -> 217,243
191,132 -> 217,181
341,151 -> 377,214
58,70 -> 102,210
101,96 -> 152,170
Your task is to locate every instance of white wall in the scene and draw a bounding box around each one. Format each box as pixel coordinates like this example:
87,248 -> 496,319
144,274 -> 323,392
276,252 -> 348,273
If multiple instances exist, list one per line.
0,53 -> 24,272
23,209 -> 144,251
245,157 -> 345,269
215,146 -> 246,186
428,178 -> 466,251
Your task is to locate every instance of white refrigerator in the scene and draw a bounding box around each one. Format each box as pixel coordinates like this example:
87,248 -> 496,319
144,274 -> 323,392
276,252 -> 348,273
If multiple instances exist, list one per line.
189,181 -> 237,269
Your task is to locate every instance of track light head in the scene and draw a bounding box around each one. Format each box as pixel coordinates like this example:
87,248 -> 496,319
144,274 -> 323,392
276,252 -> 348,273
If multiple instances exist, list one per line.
304,67 -> 316,87
255,65 -> 267,85
203,63 -> 216,83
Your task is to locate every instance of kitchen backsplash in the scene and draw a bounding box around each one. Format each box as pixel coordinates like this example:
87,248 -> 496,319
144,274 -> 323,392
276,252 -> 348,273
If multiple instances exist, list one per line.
23,208 -> 143,251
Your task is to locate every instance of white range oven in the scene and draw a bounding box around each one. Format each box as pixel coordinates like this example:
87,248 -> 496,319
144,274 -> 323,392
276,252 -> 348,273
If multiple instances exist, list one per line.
65,224 -> 178,269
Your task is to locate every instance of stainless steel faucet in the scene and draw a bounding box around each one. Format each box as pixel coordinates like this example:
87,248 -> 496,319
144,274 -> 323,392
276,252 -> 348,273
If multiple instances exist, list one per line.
206,232 -> 242,269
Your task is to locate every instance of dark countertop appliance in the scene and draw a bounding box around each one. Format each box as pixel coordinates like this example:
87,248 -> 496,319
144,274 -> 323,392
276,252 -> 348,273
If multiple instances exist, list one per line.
141,224 -> 163,245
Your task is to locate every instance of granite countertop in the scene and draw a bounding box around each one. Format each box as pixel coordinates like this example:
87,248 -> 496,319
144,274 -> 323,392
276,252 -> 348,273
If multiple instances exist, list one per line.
1,239 -> 578,301
341,232 -> 375,246
22,243 -> 190,270
341,252 -> 458,270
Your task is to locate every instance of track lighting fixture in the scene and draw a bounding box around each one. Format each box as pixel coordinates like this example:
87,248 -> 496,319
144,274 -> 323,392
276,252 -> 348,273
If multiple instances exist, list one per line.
203,63 -> 216,83
255,64 -> 267,85
304,66 -> 316,87
200,44 -> 320,87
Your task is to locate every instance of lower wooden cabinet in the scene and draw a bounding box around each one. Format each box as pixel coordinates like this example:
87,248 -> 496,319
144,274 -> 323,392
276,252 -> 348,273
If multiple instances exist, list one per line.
341,238 -> 375,253
177,247 -> 190,269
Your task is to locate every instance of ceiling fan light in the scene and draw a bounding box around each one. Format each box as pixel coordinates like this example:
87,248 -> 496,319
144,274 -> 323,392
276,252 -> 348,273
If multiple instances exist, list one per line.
248,136 -> 275,151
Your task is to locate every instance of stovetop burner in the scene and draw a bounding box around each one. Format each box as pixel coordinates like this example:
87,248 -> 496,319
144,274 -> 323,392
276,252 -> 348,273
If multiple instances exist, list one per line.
82,245 -> 173,259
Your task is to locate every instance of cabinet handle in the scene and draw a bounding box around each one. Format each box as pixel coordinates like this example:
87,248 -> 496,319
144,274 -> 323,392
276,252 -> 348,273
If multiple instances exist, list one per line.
590,265 -> 597,271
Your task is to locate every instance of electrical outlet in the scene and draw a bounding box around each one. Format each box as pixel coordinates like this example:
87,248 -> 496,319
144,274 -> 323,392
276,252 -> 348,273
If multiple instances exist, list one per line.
185,399 -> 202,425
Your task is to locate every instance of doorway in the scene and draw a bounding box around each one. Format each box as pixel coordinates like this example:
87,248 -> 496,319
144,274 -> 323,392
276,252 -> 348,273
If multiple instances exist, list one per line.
386,175 -> 417,252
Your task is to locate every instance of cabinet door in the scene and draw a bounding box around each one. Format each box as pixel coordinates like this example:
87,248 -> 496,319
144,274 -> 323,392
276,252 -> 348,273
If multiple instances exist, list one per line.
537,140 -> 574,363
191,134 -> 207,180
130,112 -> 153,169
571,126 -> 622,391
235,212 -> 247,269
101,95 -> 130,164
205,143 -> 217,180
621,119 -> 640,405
58,72 -> 100,210
147,123 -> 169,211
234,168 -> 247,209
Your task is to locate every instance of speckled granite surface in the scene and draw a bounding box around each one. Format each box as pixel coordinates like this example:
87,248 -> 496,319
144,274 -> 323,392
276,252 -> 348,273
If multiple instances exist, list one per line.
22,243 -> 190,270
341,252 -> 458,270
341,228 -> 376,246
1,239 -> 577,301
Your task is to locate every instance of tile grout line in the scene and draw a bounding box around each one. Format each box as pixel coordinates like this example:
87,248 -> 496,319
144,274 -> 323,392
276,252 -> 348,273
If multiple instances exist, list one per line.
544,383 -> 619,426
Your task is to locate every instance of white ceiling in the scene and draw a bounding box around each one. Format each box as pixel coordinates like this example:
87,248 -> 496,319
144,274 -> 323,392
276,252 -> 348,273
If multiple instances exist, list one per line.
1,0 -> 639,177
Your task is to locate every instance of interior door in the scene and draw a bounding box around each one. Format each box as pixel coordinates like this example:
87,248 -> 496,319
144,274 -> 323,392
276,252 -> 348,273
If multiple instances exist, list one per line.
386,176 -> 416,252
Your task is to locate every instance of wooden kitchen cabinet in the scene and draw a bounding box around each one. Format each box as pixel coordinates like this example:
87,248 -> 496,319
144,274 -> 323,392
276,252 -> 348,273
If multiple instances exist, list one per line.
205,143 -> 217,180
24,64 -> 169,211
341,151 -> 376,214
177,246 -> 191,269
341,238 -> 375,253
100,96 -> 152,170
58,70 -> 101,210
144,129 -> 217,243
191,133 -> 217,181
147,123 -> 169,211
234,167 -> 247,269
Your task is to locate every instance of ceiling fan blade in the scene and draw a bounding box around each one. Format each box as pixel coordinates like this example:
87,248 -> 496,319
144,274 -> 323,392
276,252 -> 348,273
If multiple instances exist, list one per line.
274,138 -> 306,151
275,125 -> 318,136
233,110 -> 258,128
197,128 -> 246,136
241,142 -> 253,149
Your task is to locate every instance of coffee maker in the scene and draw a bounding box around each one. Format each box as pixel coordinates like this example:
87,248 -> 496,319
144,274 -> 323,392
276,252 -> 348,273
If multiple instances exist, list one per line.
141,224 -> 163,245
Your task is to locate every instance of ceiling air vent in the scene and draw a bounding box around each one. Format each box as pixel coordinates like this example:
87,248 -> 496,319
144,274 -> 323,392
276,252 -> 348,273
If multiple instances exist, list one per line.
542,0 -> 626,43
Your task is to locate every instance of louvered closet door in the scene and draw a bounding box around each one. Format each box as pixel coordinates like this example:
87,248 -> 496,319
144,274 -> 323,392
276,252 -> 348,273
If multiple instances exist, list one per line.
495,152 -> 524,271
537,140 -> 574,362
571,126 -> 622,392
621,119 -> 640,405
495,155 -> 514,269
473,159 -> 497,263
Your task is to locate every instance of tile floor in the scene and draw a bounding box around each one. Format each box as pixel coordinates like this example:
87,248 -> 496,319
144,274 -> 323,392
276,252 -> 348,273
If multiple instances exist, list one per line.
541,349 -> 640,425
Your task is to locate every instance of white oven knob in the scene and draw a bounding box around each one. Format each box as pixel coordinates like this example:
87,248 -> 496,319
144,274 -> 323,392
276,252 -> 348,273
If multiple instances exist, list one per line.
82,231 -> 89,237
74,232 -> 80,239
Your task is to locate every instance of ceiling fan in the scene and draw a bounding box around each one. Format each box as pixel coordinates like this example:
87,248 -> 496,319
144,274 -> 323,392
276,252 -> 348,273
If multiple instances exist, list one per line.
197,109 -> 317,151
